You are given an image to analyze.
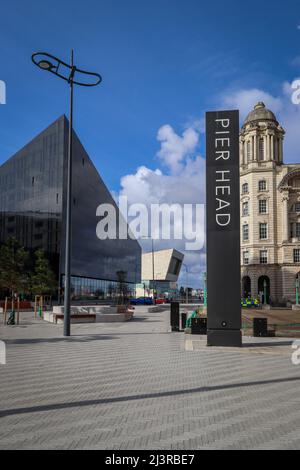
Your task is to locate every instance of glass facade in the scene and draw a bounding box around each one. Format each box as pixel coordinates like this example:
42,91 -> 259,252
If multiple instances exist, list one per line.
0,117 -> 64,276
0,116 -> 141,299
62,275 -> 136,300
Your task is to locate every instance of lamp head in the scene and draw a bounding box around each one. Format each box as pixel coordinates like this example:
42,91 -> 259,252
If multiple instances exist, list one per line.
38,60 -> 54,71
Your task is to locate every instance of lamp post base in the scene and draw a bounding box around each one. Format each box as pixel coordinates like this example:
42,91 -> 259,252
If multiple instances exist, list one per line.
207,329 -> 242,347
292,304 -> 300,311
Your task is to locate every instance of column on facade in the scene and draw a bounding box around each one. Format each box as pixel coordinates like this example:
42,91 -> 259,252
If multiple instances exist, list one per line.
253,134 -> 257,161
282,195 -> 289,242
267,133 -> 271,161
240,140 -> 244,165
274,137 -> 278,161
279,136 -> 283,163
270,134 -> 274,161
264,135 -> 268,162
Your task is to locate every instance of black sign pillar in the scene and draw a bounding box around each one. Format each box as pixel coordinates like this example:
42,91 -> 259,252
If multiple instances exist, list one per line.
206,110 -> 241,347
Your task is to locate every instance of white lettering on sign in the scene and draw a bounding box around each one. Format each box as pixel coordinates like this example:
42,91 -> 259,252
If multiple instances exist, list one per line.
214,119 -> 232,227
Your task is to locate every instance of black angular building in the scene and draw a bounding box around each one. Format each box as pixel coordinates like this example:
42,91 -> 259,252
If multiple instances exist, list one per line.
0,116 -> 141,299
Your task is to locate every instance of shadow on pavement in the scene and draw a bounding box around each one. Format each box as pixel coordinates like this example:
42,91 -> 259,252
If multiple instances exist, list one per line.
244,341 -> 294,348
1,375 -> 299,418
4,335 -> 118,345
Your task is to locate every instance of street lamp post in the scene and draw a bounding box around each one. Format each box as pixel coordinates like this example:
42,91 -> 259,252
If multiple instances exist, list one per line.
32,51 -> 102,336
151,239 -> 155,301
183,263 -> 188,304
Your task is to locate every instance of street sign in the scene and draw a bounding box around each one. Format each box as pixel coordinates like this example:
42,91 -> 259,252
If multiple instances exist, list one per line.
205,110 -> 241,347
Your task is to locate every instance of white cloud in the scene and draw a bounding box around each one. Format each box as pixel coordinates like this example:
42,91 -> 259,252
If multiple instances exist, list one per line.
156,124 -> 199,174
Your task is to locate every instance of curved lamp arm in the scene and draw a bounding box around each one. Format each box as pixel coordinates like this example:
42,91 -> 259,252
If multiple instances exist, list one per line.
31,52 -> 102,87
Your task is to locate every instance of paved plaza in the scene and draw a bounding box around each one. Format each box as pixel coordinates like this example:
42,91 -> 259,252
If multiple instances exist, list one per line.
0,307 -> 300,450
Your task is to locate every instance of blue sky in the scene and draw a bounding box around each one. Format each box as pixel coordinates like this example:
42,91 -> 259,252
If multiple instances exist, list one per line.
1,0 -> 300,286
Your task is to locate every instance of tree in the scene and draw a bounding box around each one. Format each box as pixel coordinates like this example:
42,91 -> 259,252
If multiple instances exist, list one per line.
179,286 -> 185,298
0,238 -> 29,297
31,249 -> 57,296
116,270 -> 128,304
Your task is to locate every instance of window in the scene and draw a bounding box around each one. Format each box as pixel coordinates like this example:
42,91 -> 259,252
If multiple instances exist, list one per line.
259,223 -> 268,240
259,199 -> 267,214
291,223 -> 295,239
258,138 -> 264,161
294,249 -> 300,263
242,183 -> 248,194
258,180 -> 267,191
242,202 -> 249,216
260,250 -> 268,264
243,251 -> 249,265
296,223 -> 300,238
295,203 -> 300,213
243,224 -> 249,241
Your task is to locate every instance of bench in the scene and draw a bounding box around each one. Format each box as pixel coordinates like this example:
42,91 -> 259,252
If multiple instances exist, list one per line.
54,313 -> 96,324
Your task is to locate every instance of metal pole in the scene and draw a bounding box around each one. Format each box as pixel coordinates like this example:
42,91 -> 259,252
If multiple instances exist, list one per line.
152,239 -> 155,301
186,268 -> 188,304
64,49 -> 74,337
183,263 -> 188,304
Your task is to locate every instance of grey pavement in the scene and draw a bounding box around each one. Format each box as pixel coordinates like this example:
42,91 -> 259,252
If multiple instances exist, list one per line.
0,307 -> 300,450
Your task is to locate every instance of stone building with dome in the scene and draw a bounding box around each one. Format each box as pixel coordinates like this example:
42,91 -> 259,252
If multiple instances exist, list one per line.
240,102 -> 300,305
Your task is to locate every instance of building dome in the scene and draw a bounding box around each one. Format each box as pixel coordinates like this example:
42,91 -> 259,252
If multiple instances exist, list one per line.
244,102 -> 278,125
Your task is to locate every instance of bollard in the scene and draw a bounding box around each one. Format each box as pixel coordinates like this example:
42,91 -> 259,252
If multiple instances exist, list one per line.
181,312 -> 187,331
191,317 -> 207,335
170,302 -> 180,332
253,317 -> 268,337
